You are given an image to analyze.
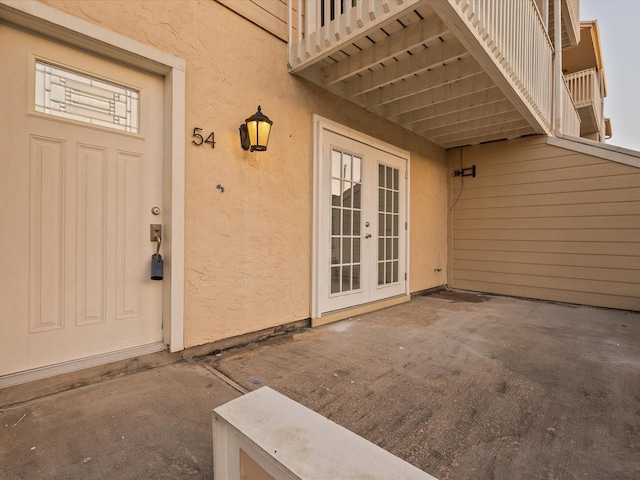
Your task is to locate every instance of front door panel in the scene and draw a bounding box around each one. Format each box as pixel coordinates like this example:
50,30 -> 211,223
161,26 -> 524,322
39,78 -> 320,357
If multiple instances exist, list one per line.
0,25 -> 164,376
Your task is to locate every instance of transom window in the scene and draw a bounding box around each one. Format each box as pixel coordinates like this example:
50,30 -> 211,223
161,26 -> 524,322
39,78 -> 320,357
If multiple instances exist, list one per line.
35,60 -> 139,133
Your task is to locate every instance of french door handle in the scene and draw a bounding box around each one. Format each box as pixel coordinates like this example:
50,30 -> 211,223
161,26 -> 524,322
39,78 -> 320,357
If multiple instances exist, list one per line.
365,233 -> 372,239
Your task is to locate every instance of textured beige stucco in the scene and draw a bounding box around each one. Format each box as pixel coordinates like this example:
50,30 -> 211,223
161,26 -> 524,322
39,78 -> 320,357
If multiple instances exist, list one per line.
40,0 -> 448,348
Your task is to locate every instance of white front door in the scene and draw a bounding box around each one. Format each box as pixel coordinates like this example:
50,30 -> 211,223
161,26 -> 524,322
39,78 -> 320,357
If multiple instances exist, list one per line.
0,25 -> 164,377
317,128 -> 408,315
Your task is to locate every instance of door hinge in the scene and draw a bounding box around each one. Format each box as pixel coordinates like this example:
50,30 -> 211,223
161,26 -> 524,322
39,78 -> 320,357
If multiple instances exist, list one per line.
405,272 -> 407,281
405,221 -> 408,230
405,170 -> 408,179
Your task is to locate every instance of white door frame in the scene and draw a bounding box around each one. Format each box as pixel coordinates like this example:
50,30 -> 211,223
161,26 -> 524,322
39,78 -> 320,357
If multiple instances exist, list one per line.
312,115 -> 410,322
0,1 -> 185,353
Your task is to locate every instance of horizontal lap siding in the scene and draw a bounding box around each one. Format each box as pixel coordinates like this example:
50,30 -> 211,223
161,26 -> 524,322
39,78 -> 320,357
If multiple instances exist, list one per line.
448,136 -> 640,311
216,0 -> 291,40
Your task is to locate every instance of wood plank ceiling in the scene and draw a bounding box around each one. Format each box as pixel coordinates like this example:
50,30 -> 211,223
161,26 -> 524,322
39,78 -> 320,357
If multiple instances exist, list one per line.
295,3 -> 538,149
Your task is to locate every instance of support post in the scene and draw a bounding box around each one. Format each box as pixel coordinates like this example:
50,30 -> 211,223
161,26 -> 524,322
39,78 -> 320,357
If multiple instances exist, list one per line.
553,0 -> 562,135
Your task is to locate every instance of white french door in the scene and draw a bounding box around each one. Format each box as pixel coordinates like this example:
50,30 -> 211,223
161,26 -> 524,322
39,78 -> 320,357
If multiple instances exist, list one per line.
316,127 -> 408,316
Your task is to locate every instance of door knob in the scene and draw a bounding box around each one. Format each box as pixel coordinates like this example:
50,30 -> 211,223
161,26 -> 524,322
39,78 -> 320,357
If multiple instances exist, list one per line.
365,233 -> 372,239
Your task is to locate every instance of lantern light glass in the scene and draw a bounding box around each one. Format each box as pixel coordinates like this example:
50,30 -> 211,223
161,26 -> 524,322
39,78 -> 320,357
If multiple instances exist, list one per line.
240,106 -> 272,152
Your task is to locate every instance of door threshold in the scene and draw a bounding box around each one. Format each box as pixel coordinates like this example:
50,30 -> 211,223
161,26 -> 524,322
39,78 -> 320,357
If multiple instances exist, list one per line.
312,295 -> 410,327
0,342 -> 166,389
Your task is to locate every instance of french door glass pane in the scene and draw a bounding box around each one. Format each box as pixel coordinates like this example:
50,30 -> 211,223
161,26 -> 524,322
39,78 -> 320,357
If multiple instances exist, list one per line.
330,147 -> 362,294
331,266 -> 340,294
377,164 -> 400,286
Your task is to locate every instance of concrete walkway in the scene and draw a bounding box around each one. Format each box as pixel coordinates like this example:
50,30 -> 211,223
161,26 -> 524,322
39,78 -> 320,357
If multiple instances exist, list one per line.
1,291 -> 639,479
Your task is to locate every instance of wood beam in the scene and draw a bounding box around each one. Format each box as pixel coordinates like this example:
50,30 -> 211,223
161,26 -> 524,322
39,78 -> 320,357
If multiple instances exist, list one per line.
361,56 -> 482,108
432,120 -> 532,146
440,127 -> 536,149
322,15 -> 449,85
344,37 -> 467,97
381,72 -> 495,119
385,86 -> 505,123
408,99 -> 517,133
416,109 -> 524,138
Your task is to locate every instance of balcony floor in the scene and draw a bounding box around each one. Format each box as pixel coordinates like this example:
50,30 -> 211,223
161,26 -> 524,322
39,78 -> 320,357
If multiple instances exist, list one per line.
577,103 -> 601,136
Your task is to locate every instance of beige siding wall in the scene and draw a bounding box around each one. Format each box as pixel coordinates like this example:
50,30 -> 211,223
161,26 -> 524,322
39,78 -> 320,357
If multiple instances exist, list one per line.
216,0 -> 293,41
448,135 -> 640,311
41,0 -> 447,347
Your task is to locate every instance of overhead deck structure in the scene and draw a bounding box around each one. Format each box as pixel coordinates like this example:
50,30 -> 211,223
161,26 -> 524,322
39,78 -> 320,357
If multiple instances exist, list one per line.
288,0 -> 582,148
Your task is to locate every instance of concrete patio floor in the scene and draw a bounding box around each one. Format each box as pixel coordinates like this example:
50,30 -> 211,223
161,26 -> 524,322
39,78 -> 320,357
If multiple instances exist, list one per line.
1,290 -> 639,479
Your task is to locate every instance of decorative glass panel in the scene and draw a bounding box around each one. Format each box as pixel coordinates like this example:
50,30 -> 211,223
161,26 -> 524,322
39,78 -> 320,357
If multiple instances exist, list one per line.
329,147 -> 362,295
377,164 -> 401,286
35,60 -> 139,133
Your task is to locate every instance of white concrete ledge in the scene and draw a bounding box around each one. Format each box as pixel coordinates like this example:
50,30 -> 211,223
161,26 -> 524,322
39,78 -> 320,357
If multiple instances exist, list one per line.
213,386 -> 437,480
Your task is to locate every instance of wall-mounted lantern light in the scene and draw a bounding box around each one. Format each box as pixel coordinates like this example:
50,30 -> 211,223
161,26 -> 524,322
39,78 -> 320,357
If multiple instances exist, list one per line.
239,105 -> 273,152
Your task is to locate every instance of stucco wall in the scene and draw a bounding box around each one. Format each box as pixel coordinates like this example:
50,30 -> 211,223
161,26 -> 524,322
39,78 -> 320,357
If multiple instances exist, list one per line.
447,135 -> 640,311
41,0 -> 447,347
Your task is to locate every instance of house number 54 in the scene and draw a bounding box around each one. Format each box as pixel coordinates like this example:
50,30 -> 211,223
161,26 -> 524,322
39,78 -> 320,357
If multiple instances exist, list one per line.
192,127 -> 215,148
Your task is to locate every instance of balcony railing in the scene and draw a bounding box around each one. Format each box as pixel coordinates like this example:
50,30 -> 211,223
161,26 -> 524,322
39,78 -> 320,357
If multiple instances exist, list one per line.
435,0 -> 554,131
287,0 -> 422,72
561,76 -> 581,137
564,68 -> 604,136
